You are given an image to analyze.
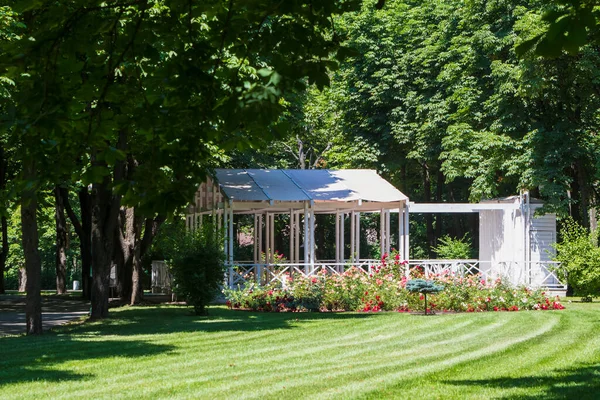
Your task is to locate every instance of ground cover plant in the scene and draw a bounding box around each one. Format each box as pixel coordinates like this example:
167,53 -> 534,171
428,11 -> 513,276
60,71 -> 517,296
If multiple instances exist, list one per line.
224,256 -> 565,313
0,302 -> 599,399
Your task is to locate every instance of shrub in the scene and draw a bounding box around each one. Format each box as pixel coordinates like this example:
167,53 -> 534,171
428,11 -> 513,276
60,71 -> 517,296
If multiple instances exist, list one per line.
169,227 -> 224,315
433,234 -> 474,259
554,217 -> 600,300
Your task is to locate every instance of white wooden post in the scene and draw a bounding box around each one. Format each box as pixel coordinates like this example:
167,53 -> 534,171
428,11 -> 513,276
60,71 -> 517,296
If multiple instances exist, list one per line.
403,203 -> 410,260
380,209 -> 385,258
289,209 -> 294,263
257,213 -> 263,284
265,213 -> 269,264
310,206 -> 316,272
253,214 -> 259,264
270,213 -> 275,264
335,211 -> 340,263
223,202 -> 229,261
228,202 -> 234,265
295,211 -> 300,264
385,210 -> 391,256
355,212 -> 361,262
340,212 -> 345,268
303,202 -> 309,274
350,211 -> 355,264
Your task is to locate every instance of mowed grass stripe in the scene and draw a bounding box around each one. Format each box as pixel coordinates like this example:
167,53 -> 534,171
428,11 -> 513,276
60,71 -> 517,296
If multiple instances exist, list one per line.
5,311 -> 484,398
115,313 -> 530,398
218,314 -> 559,400
50,312 -> 461,398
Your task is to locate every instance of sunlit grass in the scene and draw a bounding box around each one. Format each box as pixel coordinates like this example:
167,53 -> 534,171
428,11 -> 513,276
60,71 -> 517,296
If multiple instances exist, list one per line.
1,302 -> 600,399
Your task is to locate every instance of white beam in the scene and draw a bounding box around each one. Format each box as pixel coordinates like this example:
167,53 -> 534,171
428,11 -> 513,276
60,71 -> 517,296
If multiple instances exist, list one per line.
408,202 -> 519,213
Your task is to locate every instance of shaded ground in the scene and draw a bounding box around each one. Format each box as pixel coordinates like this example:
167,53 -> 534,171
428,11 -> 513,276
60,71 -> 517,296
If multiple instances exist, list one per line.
0,295 -> 89,336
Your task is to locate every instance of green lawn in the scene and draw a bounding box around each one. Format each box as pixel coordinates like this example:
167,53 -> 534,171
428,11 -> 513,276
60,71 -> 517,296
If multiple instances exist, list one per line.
1,302 -> 600,399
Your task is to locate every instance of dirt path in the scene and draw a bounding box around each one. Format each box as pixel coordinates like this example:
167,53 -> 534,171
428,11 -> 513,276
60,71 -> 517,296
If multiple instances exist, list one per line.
0,295 -> 89,336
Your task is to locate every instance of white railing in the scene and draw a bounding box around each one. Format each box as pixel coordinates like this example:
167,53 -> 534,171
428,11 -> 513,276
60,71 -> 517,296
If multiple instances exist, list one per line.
224,259 -> 567,291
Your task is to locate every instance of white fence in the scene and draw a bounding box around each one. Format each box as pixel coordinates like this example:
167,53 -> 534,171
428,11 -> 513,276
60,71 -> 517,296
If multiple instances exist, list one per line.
224,259 -> 566,291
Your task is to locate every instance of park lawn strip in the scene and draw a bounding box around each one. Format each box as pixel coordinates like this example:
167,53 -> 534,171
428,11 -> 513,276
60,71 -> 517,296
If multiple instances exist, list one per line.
0,303 -> 599,399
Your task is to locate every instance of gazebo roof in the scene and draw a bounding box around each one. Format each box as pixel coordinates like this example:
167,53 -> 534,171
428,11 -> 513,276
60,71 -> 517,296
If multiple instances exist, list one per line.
214,169 -> 407,213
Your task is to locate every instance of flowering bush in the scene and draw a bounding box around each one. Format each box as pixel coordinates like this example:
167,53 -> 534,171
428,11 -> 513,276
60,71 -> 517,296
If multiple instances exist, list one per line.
223,254 -> 565,313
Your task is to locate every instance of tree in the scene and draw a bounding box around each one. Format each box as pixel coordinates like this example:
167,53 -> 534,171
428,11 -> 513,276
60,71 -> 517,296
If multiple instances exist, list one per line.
1,0 -> 362,327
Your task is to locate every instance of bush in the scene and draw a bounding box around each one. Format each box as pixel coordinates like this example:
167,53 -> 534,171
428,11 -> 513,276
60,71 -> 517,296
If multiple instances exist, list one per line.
433,234 -> 473,259
169,227 -> 224,315
554,218 -> 600,300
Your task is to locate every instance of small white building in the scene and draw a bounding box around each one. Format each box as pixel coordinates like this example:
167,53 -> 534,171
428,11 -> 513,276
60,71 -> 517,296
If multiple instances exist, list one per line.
479,195 -> 560,289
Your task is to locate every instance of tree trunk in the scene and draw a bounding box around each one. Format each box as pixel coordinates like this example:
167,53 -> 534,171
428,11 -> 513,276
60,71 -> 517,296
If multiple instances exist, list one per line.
90,176 -> 119,320
117,207 -> 135,301
54,187 -> 68,294
0,144 -> 7,294
90,130 -> 126,319
18,268 -> 27,292
21,161 -> 42,334
62,187 -> 93,299
79,188 -> 93,300
130,214 -> 144,305
0,216 -> 7,294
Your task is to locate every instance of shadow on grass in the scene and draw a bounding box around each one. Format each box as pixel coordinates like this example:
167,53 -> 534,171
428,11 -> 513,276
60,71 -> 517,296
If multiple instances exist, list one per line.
56,305 -> 378,337
445,363 -> 600,399
0,334 -> 175,387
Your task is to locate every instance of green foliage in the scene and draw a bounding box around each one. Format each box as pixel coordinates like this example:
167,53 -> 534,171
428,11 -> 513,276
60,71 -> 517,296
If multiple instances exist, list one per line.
433,235 -> 474,260
516,1 -> 598,57
554,218 -> 600,300
168,227 -> 224,315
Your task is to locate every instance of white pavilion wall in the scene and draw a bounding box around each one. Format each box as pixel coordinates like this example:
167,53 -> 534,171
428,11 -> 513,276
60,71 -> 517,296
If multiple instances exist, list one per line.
479,201 -> 557,286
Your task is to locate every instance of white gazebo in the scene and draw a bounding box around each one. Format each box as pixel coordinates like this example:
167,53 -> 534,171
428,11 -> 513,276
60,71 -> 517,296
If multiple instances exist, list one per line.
186,169 -> 409,287
175,169 -> 566,294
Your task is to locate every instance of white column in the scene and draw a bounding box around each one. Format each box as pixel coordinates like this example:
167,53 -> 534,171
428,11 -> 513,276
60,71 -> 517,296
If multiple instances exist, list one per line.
385,210 -> 391,256
380,209 -> 385,258
253,214 -> 259,263
350,211 -> 355,264
223,203 -> 229,261
258,214 -> 263,263
355,212 -> 360,262
335,212 -> 340,263
289,212 -> 293,263
403,204 -> 410,260
294,211 -> 300,264
303,202 -> 309,274
270,213 -> 275,264
340,213 -> 345,267
310,206 -> 316,271
228,203 -> 234,264
265,213 -> 271,264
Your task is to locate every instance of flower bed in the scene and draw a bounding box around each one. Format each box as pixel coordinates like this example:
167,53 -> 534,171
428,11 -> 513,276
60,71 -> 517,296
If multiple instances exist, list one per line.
223,256 -> 565,313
